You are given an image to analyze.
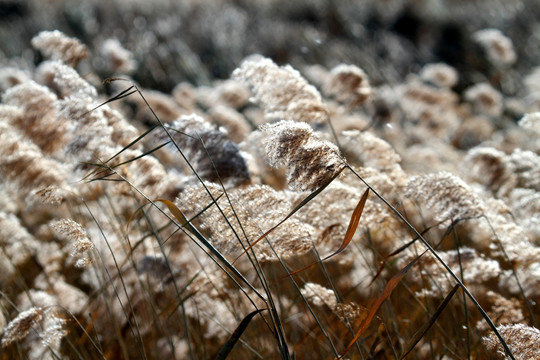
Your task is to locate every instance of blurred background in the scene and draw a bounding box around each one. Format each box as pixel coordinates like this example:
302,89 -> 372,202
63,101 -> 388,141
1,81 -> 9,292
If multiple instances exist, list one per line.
1,0 -> 538,94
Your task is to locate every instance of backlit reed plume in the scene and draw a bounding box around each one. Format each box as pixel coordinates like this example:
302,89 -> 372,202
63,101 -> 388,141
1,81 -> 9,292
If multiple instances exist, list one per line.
507,148 -> 540,191
419,63 -> 458,88
301,283 -> 367,324
473,28 -> 516,68
482,324 -> 540,360
300,283 -> 337,308
56,95 -> 115,161
464,82 -> 503,117
179,182 -> 316,261
131,89 -> 184,123
524,66 -> 540,100
463,146 -> 516,196
1,307 -> 45,347
232,56 -> 329,126
1,306 -> 68,360
36,60 -> 97,98
194,79 -> 251,110
208,105 -> 251,143
51,218 -> 94,268
339,130 -> 406,187
405,171 -> 485,222
100,38 -> 137,74
40,311 -> 68,352
259,120 -> 345,191
464,146 -> 540,198
110,147 -> 182,199
324,64 -> 372,106
0,211 -> 40,282
31,30 -> 88,67
0,108 -> 67,193
403,247 -> 500,297
465,196 -> 540,268
508,188 -> 540,239
500,261 -> 540,298
476,291 -> 525,332
397,79 -> 460,140
2,81 -> 66,154
518,112 -> 540,135
399,79 -> 459,118
0,67 -> 29,91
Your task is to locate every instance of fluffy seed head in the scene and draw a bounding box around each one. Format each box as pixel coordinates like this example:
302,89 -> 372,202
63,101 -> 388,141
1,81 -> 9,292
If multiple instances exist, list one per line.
325,64 -> 372,106
405,171 -> 485,222
473,28 -> 516,67
51,218 -> 94,267
419,63 -> 458,88
482,324 -> 540,360
100,38 -> 137,74
260,120 -> 345,191
464,83 -> 503,117
300,283 -> 337,308
178,183 -> 316,261
232,56 -> 329,126
463,146 -> 516,195
1,307 -> 45,347
518,112 -> 540,135
31,30 -> 88,67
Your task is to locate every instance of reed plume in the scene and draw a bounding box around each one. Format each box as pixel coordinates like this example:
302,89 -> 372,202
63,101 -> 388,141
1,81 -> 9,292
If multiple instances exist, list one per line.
405,171 -> 485,222
473,28 -> 516,68
483,324 -> 540,360
1,307 -> 45,347
31,30 -> 88,67
232,56 -> 329,127
51,218 -> 94,268
259,120 -> 345,191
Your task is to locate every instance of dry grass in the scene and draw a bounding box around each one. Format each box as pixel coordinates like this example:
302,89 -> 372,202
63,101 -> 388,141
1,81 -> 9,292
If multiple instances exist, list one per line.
1,25 -> 539,360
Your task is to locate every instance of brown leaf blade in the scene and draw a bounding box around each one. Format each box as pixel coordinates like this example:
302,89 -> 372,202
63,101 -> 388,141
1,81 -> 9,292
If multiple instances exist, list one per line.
323,188 -> 369,261
339,251 -> 426,359
157,199 -> 190,226
214,308 -> 266,360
